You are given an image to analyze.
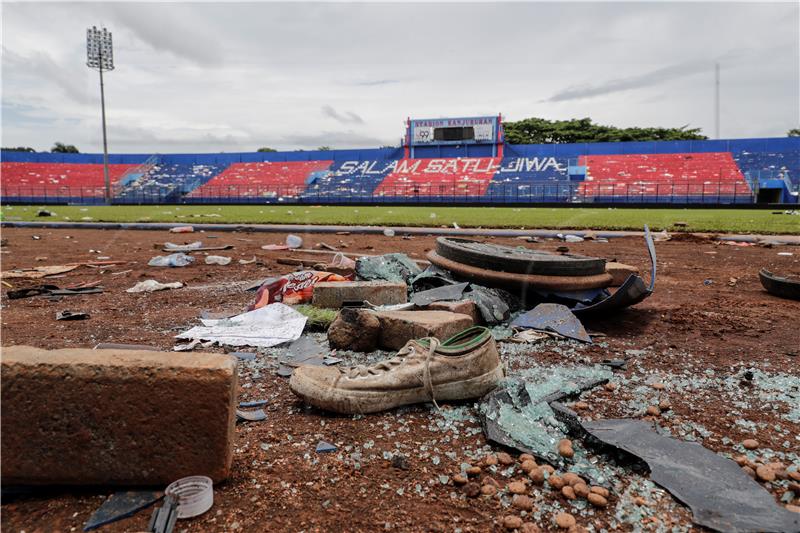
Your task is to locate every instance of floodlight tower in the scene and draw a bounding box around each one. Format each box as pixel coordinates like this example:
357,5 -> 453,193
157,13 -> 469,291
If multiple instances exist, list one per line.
86,26 -> 114,203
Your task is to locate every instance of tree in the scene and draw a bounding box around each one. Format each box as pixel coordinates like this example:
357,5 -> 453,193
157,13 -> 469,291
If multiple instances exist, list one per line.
502,117 -> 707,144
51,142 -> 79,153
788,128 -> 800,137
257,147 -> 277,152
316,146 -> 332,151
2,146 -> 36,152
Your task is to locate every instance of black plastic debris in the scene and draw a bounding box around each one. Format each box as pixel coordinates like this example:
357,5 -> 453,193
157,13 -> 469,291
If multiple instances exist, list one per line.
147,495 -> 178,533
8,285 -> 103,299
316,441 -> 337,453
230,351 -> 257,361
411,282 -> 469,306
235,408 -> 266,423
84,490 -> 163,531
56,310 -> 89,321
37,209 -> 52,217
391,454 -> 411,470
583,419 -> 800,533
759,269 -> 800,301
511,303 -> 592,343
239,400 -> 267,408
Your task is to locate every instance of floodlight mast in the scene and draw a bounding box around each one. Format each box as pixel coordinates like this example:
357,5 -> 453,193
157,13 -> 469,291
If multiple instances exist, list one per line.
86,27 -> 114,203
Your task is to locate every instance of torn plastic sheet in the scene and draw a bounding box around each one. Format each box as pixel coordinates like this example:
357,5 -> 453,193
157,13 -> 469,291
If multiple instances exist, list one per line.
510,303 -> 592,343
411,282 -> 469,306
84,490 -> 163,531
583,419 -> 800,533
176,303 -> 306,348
355,253 -> 421,284
410,266 -> 515,325
479,366 -> 611,466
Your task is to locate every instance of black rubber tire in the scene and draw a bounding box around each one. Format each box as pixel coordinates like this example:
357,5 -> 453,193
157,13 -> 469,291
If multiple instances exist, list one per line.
435,237 -> 606,276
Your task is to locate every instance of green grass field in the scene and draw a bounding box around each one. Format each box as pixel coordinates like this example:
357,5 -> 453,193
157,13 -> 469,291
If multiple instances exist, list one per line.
2,205 -> 798,234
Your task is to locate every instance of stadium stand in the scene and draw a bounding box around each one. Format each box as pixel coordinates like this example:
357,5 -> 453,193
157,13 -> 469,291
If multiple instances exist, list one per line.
486,156 -> 573,201
0,162 -> 136,202
189,160 -> 332,202
578,152 -> 752,203
116,163 -> 225,203
304,160 -> 395,201
734,150 -> 800,186
374,158 -> 500,200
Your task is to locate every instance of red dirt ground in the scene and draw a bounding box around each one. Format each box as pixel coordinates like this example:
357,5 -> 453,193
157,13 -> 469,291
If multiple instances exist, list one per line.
1,227 -> 799,532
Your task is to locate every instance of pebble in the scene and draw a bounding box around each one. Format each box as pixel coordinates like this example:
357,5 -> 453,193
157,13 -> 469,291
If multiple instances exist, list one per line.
651,382 -> 666,390
787,504 -> 800,513
503,515 -> 523,530
512,494 -> 534,511
463,482 -> 481,498
466,466 -> 482,477
788,470 -> 800,482
484,454 -> 499,466
554,512 -> 576,529
587,493 -> 608,508
481,484 -> 498,496
756,465 -> 776,482
573,483 -> 590,498
558,439 -> 574,458
497,452 -> 515,466
561,486 -> 576,500
742,466 -> 756,478
484,477 -> 501,488
520,523 -> 541,533
589,486 -> 609,498
658,399 -> 672,411
453,474 -> 468,485
520,460 -> 537,473
573,401 -> 590,410
507,481 -> 527,494
633,496 -> 648,506
541,464 -> 555,474
562,473 -> 582,486
519,454 -> 535,463
604,382 -> 617,391
528,468 -> 545,485
646,405 -> 661,417
742,439 -> 760,450
548,475 -> 565,489
734,455 -> 748,466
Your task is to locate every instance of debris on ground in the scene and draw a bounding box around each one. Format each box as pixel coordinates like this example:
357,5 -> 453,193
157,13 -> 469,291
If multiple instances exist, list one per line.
355,253 -> 422,284
164,476 -> 214,519
204,255 -> 232,265
7,284 -> 103,299
250,271 -> 351,309
285,234 -> 303,249
126,280 -> 184,293
56,310 -> 90,321
163,242 -> 233,252
147,253 -> 195,267
511,303 -> 592,343
758,269 -> 800,301
312,280 -> 407,308
2,264 -> 80,279
84,490 -> 163,531
168,226 -> 194,233
327,308 -> 381,352
146,495 -> 177,533
583,419 -> 800,532
177,303 -> 307,348
236,408 -> 267,422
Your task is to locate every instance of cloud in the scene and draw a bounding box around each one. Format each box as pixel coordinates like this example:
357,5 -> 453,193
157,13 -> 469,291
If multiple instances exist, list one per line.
546,61 -> 713,102
2,47 -> 93,105
279,130 -> 393,150
322,105 -> 364,125
349,79 -> 401,87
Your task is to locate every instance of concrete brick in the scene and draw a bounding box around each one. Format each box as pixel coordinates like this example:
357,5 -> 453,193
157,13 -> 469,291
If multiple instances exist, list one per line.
312,281 -> 407,308
606,262 -> 639,286
374,311 -> 474,350
1,346 -> 237,486
427,299 -> 481,324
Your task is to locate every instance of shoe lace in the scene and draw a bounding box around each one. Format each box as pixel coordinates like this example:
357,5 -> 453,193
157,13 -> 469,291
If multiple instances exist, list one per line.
340,338 -> 442,410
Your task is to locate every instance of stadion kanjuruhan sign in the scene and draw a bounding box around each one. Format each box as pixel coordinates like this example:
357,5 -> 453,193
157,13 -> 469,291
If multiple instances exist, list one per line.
409,116 -> 500,145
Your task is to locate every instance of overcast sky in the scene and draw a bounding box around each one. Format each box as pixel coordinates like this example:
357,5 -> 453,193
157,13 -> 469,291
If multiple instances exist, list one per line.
2,1 -> 798,154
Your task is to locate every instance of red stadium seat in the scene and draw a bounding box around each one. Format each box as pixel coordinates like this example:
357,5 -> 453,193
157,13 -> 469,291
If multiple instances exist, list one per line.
374,157 -> 500,197
1,162 -> 136,198
189,161 -> 333,199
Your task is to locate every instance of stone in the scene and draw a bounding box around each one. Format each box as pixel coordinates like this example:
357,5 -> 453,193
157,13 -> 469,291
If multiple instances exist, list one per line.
521,523 -> 541,533
497,452 -> 515,466
311,281 -> 407,308
561,485 -> 576,500
558,439 -> 574,458
547,475 -> 565,490
742,439 -> 760,450
519,453 -> 535,463
503,516 -> 523,530
555,512 -> 576,529
587,493 -> 608,508
453,474 -> 468,485
427,300 -> 481,324
466,466 -> 481,477
507,481 -> 527,494
520,460 -> 537,473
374,310 -> 474,350
1,346 -> 237,485
512,494 -> 534,511
573,483 -> 590,498
481,484 -> 498,496
327,308 -> 381,352
463,482 -> 481,498
605,262 -> 639,286
646,405 -> 661,417
756,465 -> 776,482
562,472 -> 582,486
528,468 -> 545,485
484,454 -> 499,466
589,486 -> 609,498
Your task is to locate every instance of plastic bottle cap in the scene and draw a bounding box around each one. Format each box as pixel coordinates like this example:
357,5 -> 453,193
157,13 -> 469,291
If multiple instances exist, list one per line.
165,475 -> 214,519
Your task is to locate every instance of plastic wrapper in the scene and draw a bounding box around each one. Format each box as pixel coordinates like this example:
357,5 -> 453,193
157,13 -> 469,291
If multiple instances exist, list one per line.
250,270 -> 351,309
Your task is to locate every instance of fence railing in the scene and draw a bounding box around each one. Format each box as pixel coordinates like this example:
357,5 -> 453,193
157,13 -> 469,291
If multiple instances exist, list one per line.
1,180 -> 763,205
